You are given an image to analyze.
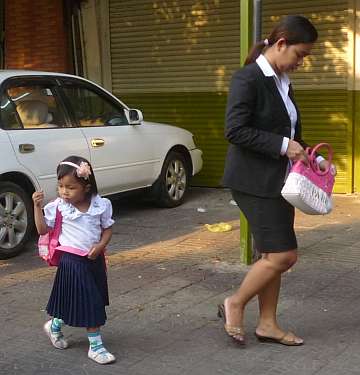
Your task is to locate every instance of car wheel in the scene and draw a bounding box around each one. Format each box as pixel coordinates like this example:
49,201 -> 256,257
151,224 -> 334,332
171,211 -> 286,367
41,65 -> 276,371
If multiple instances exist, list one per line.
0,182 -> 34,259
152,151 -> 190,208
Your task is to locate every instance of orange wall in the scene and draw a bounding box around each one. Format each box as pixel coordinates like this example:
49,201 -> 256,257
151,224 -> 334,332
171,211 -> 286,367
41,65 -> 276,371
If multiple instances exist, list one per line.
5,0 -> 69,72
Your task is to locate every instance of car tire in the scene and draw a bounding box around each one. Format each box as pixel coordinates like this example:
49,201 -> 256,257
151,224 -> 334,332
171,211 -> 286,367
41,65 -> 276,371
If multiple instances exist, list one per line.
0,182 -> 34,259
152,151 -> 190,208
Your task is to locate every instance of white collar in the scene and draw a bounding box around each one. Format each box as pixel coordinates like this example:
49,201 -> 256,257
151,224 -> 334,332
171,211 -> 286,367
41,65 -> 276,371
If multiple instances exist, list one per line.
256,54 -> 290,86
56,194 -> 107,219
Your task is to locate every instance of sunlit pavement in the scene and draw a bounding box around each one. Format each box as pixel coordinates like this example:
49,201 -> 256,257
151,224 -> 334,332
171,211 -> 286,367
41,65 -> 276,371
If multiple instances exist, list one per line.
1,188 -> 360,375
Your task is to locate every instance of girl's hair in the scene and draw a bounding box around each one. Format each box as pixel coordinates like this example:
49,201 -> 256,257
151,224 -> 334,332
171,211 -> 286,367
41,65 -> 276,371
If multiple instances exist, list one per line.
244,15 -> 318,65
57,155 -> 98,197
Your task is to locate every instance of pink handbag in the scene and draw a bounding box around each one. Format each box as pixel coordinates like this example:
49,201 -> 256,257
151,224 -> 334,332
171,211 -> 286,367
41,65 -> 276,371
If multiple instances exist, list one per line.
38,206 -> 63,266
281,143 -> 335,215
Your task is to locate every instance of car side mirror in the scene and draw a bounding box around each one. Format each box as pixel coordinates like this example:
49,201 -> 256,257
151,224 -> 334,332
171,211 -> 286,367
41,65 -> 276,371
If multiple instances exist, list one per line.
128,109 -> 143,125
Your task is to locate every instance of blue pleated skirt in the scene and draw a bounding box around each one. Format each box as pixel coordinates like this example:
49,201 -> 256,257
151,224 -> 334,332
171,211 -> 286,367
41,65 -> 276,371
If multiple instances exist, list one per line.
46,252 -> 109,328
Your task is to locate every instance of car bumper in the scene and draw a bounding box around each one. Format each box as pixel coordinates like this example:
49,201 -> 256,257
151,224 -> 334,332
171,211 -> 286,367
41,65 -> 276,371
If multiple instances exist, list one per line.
189,148 -> 203,176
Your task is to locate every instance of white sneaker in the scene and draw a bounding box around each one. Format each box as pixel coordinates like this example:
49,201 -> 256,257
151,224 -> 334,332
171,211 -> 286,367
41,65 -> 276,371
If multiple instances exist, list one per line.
88,347 -> 116,364
43,320 -> 68,349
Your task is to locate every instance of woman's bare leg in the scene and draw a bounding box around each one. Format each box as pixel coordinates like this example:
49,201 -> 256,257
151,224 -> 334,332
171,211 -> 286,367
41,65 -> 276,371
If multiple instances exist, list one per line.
257,273 -> 281,334
224,250 -> 297,333
255,253 -> 303,343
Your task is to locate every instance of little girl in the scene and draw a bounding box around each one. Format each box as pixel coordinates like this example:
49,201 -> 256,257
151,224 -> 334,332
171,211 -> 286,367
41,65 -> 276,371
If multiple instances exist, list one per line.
32,155 -> 115,365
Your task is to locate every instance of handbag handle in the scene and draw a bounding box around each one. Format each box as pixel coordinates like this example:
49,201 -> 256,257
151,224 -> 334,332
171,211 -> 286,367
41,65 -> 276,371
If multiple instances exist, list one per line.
308,143 -> 333,176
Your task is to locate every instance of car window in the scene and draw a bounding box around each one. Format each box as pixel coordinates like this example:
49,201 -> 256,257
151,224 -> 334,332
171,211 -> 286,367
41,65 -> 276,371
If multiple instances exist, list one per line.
2,84 -> 66,130
61,84 -> 129,127
1,94 -> 21,130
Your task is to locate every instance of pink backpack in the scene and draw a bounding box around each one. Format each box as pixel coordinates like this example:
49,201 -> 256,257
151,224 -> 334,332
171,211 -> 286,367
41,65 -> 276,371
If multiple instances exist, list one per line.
38,206 -> 63,266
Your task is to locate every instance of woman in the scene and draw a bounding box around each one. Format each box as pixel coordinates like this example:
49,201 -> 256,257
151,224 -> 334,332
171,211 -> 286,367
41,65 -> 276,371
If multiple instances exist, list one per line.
220,15 -> 332,346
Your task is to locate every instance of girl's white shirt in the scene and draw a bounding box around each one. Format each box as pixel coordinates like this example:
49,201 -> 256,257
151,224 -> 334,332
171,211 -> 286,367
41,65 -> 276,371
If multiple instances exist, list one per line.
44,194 -> 115,252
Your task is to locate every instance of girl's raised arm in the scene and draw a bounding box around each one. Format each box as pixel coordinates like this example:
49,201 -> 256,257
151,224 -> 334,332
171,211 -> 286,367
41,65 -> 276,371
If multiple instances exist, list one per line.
32,191 -> 48,235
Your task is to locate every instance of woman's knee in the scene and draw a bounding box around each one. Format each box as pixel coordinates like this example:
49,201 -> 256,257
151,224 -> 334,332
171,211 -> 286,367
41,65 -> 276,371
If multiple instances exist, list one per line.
266,250 -> 298,272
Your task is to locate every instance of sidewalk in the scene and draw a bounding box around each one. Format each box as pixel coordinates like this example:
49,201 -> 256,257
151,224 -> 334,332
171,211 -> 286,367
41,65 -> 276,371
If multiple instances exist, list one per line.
1,188 -> 360,375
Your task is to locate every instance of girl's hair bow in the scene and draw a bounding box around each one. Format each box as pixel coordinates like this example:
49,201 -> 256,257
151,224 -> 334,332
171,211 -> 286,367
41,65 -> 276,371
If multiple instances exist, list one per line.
59,161 -> 92,180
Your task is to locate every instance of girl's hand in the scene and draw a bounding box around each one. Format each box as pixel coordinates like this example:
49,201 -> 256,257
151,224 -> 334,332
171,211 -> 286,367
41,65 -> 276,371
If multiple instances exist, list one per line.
87,244 -> 104,260
32,191 -> 44,208
319,160 -> 337,176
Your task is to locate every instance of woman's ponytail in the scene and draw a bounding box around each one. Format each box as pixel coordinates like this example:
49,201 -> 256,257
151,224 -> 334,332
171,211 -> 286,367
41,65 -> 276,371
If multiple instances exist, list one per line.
244,40 -> 268,65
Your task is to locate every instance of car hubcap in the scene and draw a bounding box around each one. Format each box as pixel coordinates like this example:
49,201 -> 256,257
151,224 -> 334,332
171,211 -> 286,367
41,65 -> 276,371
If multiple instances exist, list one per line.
0,192 -> 27,249
166,159 -> 186,201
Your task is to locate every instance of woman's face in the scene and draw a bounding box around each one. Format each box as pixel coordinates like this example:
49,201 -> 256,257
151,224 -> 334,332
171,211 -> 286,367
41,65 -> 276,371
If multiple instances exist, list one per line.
275,41 -> 314,74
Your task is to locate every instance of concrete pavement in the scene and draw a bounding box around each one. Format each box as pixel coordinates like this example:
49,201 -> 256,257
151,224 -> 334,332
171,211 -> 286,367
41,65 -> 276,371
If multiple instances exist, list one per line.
1,188 -> 360,375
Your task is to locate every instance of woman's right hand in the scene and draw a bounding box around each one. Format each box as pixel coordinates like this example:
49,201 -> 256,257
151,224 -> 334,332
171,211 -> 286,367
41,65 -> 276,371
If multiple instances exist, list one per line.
32,191 -> 44,208
286,140 -> 308,164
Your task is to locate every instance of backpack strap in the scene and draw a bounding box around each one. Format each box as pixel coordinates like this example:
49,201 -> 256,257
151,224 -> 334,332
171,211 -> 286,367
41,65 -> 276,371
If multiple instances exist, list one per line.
51,205 -> 63,241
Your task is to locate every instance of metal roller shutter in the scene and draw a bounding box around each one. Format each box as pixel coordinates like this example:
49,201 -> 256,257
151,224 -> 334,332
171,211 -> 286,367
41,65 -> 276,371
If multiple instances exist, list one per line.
109,0 -> 240,93
262,0 -> 352,193
109,0 -> 241,186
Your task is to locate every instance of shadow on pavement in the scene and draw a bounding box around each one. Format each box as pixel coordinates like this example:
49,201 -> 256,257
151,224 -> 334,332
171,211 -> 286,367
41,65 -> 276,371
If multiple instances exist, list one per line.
0,188 -> 239,276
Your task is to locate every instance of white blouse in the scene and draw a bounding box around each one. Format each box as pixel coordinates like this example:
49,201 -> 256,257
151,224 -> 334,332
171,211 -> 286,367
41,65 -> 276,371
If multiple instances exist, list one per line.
256,54 -> 324,165
256,54 -> 297,155
44,194 -> 115,252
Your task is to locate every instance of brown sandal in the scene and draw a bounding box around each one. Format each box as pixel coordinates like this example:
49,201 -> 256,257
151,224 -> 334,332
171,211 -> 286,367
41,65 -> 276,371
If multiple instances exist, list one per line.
255,331 -> 304,346
217,304 -> 245,345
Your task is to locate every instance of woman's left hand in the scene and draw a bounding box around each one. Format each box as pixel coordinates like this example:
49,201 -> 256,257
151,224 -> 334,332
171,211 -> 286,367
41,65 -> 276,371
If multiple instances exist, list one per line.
87,244 -> 104,260
319,160 -> 337,176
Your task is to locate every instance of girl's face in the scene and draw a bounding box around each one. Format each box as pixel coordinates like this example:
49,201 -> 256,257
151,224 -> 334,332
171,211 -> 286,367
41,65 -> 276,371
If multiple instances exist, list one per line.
274,40 -> 314,74
57,174 -> 90,206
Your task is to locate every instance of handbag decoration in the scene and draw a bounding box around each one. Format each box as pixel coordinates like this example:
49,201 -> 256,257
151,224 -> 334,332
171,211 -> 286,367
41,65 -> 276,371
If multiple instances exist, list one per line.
281,143 -> 335,215
38,206 -> 63,266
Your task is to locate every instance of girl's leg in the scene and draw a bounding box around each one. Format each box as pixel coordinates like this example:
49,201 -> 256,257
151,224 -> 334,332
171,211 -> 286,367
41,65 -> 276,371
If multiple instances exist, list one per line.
44,317 -> 68,349
224,250 -> 297,336
87,327 -> 116,365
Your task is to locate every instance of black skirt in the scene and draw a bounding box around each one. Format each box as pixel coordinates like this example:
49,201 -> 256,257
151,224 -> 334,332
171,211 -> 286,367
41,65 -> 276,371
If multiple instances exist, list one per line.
46,252 -> 109,328
231,189 -> 297,253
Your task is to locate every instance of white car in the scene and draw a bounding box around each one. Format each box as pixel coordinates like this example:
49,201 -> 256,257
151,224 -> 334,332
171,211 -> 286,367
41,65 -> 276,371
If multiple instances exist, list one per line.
0,71 -> 202,258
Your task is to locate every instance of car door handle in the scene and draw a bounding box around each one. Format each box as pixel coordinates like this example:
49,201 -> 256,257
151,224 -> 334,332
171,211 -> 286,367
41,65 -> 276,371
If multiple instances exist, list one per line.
19,144 -> 35,153
91,138 -> 105,147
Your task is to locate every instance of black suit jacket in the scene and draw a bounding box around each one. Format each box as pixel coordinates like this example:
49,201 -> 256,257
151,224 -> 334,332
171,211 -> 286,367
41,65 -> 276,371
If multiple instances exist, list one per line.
222,62 -> 307,198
